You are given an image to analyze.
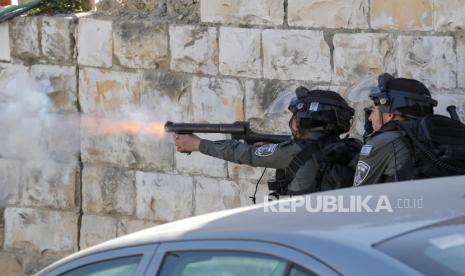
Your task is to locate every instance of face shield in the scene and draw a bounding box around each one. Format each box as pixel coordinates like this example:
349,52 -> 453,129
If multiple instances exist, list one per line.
347,75 -> 378,137
264,91 -> 296,116
253,90 -> 295,135
347,75 -> 378,103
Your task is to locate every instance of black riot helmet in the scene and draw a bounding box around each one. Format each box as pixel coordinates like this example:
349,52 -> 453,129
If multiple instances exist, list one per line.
288,87 -> 354,134
370,73 -> 437,118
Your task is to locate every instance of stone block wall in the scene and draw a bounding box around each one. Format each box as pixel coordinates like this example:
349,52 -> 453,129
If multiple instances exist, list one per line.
1,0 -> 465,274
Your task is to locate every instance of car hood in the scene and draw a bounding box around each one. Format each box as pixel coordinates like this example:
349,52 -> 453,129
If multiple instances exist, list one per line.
40,175 -> 465,274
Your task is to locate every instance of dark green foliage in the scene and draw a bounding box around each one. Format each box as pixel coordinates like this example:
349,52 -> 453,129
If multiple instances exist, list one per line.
32,0 -> 84,14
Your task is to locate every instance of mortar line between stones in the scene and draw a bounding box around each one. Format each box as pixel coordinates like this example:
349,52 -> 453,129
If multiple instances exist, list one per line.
323,31 -> 335,89
75,56 -> 83,251
453,35 -> 459,89
192,178 -> 197,216
77,155 -> 83,252
167,23 -> 172,79
260,27 -> 264,81
283,0 -> 289,27
38,16 -> 43,60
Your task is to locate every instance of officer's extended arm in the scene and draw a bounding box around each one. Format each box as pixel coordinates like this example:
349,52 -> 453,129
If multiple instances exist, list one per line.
199,139 -> 295,169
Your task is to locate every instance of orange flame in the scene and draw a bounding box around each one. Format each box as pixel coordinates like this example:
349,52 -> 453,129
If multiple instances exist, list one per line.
79,115 -> 166,137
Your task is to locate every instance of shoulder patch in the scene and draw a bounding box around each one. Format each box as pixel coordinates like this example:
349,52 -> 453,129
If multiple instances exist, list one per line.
360,145 -> 373,156
254,144 -> 278,157
353,161 -> 371,186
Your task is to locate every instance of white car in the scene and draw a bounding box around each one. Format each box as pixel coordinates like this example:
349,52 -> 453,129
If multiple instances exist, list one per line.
37,175 -> 465,276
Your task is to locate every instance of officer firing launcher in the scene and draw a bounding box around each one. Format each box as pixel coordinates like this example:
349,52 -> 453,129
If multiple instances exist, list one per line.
165,121 -> 290,145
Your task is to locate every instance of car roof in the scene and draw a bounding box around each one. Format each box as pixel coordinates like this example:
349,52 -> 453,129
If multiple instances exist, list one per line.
44,175 -> 465,273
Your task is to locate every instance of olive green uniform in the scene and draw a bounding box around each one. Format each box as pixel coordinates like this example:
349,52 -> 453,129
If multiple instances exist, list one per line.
353,124 -> 412,186
199,133 -> 324,194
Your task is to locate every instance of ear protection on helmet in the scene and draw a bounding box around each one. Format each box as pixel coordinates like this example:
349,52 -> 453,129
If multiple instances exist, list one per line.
369,73 -> 438,117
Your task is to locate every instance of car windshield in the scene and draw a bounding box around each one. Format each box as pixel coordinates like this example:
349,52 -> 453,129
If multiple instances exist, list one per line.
375,216 -> 465,276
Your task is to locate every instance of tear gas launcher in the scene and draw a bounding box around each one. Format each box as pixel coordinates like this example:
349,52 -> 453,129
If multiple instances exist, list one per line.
165,121 -> 290,145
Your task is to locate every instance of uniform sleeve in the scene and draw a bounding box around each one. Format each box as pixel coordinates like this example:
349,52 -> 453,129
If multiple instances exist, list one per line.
353,133 -> 409,186
353,147 -> 391,186
199,139 -> 299,169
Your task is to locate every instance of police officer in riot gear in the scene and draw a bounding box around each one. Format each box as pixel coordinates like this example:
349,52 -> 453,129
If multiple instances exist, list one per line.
175,86 -> 360,197
353,73 -> 438,186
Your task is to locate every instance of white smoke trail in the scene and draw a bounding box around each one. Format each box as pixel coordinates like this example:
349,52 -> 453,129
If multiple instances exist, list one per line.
0,75 -> 80,162
0,74 -> 81,209
0,73 -> 169,208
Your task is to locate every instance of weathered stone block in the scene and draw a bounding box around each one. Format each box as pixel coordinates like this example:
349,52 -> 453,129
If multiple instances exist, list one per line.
114,20 -> 168,69
77,18 -> 112,68
397,36 -> 456,89
457,33 -> 465,89
228,163 -> 263,181
219,27 -> 261,78
239,179 -> 269,206
9,17 -> 41,61
434,0 -> 465,31
79,67 -> 140,115
81,134 -> 137,168
288,0 -> 369,29
228,162 -> 275,182
82,165 -> 135,215
31,65 -> 78,113
96,0 -> 160,15
0,159 -> 21,205
4,208 -> 78,253
0,63 -> 29,89
176,133 -> 228,178
245,79 -> 299,120
84,70 -> 181,170
263,30 -> 331,81
80,214 -> 117,249
41,16 -> 76,64
0,253 -> 22,276
194,177 -> 241,215
41,118 -> 79,164
0,64 -> 80,162
170,25 -> 218,75
166,0 -> 201,22
139,71 -> 192,122
0,23 -> 10,62
22,255 -> 62,276
136,172 -> 193,221
131,135 -> 175,172
201,0 -> 284,26
21,161 -> 79,210
333,33 -> 395,85
370,0 -> 433,31
244,79 -> 302,134
117,218 -> 157,236
96,0 -> 199,21
80,70 -> 179,170
191,76 -> 244,123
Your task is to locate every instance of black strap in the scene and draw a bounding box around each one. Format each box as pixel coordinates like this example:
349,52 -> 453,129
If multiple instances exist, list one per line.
270,142 -> 319,195
276,138 -> 328,193
395,121 -> 465,174
272,135 -> 344,195
287,142 -> 320,177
